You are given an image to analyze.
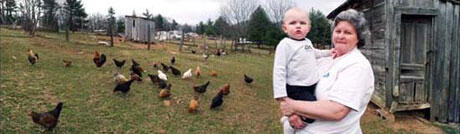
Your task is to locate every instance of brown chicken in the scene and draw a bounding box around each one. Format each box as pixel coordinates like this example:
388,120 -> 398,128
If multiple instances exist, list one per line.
219,83 -> 230,95
159,84 -> 172,98
62,60 -> 72,67
195,66 -> 201,78
29,102 -> 63,131
27,49 -> 39,65
188,96 -> 199,113
210,70 -> 218,77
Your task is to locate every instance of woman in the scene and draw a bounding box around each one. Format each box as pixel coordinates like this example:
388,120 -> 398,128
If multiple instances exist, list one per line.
280,9 -> 374,134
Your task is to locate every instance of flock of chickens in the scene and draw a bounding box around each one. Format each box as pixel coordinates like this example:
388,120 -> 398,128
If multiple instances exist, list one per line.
25,49 -> 254,131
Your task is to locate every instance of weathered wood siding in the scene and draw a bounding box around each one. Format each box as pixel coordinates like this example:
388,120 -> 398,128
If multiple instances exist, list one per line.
124,16 -> 155,43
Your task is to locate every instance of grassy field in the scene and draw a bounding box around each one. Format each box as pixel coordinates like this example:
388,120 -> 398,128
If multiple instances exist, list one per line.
0,28 -> 455,133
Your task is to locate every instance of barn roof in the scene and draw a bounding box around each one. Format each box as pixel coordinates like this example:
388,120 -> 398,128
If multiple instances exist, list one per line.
125,15 -> 153,21
327,0 -> 460,19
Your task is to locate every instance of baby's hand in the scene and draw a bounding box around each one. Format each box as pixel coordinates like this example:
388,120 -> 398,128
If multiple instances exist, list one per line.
330,48 -> 338,59
289,114 -> 307,129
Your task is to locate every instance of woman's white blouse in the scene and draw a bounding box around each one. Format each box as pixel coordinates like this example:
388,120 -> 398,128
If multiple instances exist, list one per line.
298,48 -> 375,134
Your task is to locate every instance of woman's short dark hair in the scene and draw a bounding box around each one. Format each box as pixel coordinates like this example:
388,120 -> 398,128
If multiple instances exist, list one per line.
332,9 -> 370,48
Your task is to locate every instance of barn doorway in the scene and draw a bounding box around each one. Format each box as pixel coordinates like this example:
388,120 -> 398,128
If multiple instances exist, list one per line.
398,15 -> 432,105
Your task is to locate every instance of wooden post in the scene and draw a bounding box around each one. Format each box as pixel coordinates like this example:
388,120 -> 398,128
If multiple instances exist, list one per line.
179,30 -> 184,52
147,24 -> 151,50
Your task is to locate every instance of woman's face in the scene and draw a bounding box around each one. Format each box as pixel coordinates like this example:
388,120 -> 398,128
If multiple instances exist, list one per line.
332,21 -> 359,56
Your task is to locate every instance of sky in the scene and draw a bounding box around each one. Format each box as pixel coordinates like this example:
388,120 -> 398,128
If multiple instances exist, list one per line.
75,0 -> 346,25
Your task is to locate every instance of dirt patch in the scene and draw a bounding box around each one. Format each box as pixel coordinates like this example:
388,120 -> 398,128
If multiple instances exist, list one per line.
364,103 -> 443,133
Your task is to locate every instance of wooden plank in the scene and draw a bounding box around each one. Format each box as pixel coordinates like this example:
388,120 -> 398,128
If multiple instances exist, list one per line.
448,4 -> 460,123
455,5 -> 460,123
385,0 -> 396,108
391,103 -> 431,112
430,0 -> 442,122
394,7 -> 440,15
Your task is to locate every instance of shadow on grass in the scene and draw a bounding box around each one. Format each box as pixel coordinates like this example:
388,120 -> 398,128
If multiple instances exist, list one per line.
0,34 -> 31,39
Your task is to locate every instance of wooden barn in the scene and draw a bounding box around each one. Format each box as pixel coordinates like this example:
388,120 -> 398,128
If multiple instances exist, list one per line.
124,16 -> 155,43
327,0 -> 460,124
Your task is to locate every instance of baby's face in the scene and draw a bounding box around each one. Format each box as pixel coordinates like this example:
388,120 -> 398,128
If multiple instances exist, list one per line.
282,11 -> 310,40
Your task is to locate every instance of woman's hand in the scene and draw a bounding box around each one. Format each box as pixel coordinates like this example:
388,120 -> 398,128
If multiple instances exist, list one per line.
280,97 -> 296,116
330,48 -> 338,59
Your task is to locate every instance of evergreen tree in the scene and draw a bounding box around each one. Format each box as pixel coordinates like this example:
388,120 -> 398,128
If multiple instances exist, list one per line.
247,6 -> 271,47
154,14 -> 164,31
213,16 -> 229,37
3,0 -> 17,24
307,9 -> 331,47
204,19 -> 214,36
107,7 -> 115,47
116,16 -> 125,33
41,0 -> 59,32
171,19 -> 178,30
195,21 -> 205,34
63,0 -> 87,32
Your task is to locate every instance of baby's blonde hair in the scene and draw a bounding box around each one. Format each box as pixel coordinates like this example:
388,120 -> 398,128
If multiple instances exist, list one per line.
283,7 -> 310,25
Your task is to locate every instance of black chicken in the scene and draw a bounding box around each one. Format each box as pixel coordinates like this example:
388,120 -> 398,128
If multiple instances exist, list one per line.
132,59 -> 140,66
113,76 -> 138,94
113,59 -> 126,68
161,63 -> 169,72
210,92 -> 224,109
191,50 -> 196,54
158,79 -> 168,89
171,56 -> 176,65
29,102 -> 63,131
193,81 -> 210,93
244,74 -> 253,84
169,66 -> 181,76
148,74 -> 161,84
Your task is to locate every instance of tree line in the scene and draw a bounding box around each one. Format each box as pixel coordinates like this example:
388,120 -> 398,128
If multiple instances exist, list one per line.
0,0 -> 332,47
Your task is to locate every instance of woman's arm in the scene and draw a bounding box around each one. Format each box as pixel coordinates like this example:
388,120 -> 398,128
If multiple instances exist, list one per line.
291,99 -> 351,121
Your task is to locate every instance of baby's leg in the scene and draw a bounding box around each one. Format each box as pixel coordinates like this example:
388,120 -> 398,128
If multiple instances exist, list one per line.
281,116 -> 295,134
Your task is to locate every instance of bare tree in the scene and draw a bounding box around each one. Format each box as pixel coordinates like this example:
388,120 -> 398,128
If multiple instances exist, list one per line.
18,0 -> 42,36
219,0 -> 258,51
264,0 -> 294,25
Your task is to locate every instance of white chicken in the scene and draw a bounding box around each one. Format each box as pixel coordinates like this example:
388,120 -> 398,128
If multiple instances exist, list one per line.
113,72 -> 128,84
182,69 -> 192,79
158,70 -> 168,81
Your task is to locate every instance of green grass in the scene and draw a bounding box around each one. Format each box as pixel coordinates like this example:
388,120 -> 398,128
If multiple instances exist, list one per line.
0,28 -> 449,133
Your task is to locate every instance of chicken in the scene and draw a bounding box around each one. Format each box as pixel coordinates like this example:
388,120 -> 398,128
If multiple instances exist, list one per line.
113,76 -> 139,94
159,84 -> 172,98
130,59 -> 144,78
191,50 -> 196,54
188,96 -> 199,113
195,66 -> 201,78
244,74 -> 253,84
203,54 -> 210,61
113,72 -> 129,84
158,79 -> 168,89
29,102 -> 63,131
158,70 -> 168,81
62,60 -> 72,67
182,69 -> 192,79
210,70 -> 218,77
193,81 -> 210,93
113,58 -> 126,68
27,49 -> 39,65
153,62 -> 158,68
148,74 -> 161,84
210,92 -> 224,109
216,49 -> 221,56
161,63 -> 169,72
131,59 -> 140,66
170,56 -> 176,65
219,83 -> 230,95
169,66 -> 181,76
93,51 -> 106,67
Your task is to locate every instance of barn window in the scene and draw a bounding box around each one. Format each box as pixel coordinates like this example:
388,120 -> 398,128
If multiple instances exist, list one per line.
133,20 -> 135,27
